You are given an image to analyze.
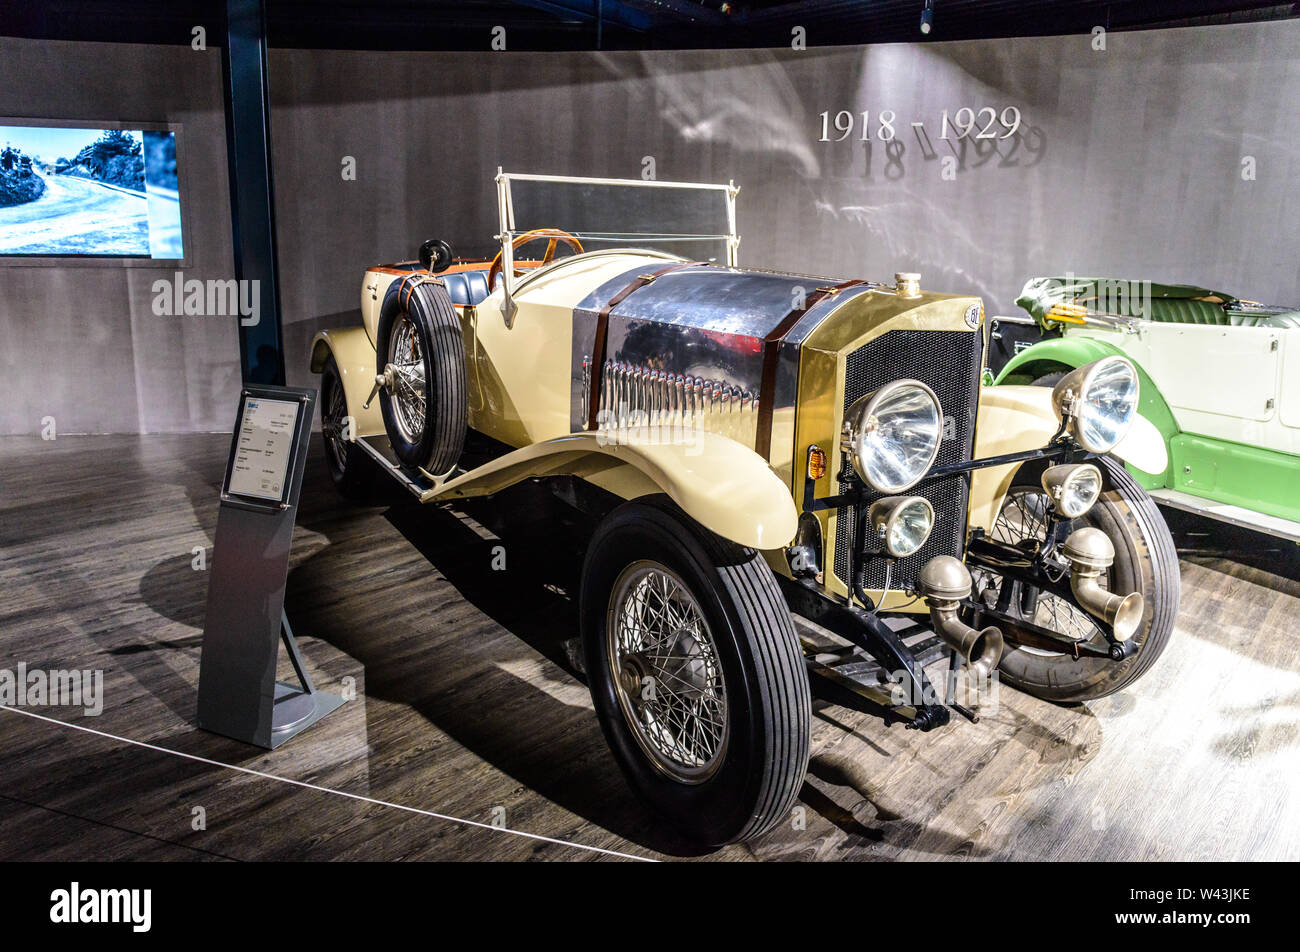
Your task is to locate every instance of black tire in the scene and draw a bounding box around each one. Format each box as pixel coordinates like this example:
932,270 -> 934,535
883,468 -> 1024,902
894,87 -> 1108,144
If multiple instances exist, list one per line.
580,497 -> 810,846
980,455 -> 1179,702
320,355 -> 376,500
375,277 -> 466,474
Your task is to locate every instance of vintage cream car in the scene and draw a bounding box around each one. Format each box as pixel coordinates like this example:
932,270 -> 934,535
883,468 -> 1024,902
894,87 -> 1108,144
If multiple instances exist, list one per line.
309,173 -> 1179,846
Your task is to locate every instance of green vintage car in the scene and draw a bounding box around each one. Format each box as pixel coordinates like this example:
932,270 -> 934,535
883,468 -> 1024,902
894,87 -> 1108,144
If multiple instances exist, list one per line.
993,276 -> 1300,541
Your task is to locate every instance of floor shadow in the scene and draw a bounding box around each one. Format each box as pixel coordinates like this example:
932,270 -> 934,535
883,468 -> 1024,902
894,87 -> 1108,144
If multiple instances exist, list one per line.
138,553 -> 209,630
797,779 -> 882,841
1161,506 -> 1300,589
285,472 -> 713,856
386,484 -> 593,678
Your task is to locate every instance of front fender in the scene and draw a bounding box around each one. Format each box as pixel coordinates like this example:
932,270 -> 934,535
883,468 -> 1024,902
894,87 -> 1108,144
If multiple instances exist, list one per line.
994,337 -> 1178,445
310,327 -> 384,439
968,385 -> 1168,531
993,335 -> 1125,386
425,430 -> 798,550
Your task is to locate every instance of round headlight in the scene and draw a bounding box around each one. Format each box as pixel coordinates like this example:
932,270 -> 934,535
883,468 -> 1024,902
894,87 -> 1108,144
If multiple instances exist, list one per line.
1041,463 -> 1102,518
841,379 -> 943,493
1051,356 -> 1139,453
867,496 -> 935,558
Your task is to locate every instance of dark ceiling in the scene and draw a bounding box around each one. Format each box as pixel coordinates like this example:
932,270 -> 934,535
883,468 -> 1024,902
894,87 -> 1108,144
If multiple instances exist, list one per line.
3,0 -> 1297,50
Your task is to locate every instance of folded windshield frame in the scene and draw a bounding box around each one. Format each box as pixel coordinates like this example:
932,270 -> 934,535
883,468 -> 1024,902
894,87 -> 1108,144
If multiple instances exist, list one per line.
494,170 -> 740,327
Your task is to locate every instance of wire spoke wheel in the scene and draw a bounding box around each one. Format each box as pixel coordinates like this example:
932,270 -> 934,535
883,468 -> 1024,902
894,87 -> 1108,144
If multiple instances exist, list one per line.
387,315 -> 427,444
972,487 -> 1106,654
323,368 -> 349,473
606,560 -> 729,784
318,354 -> 376,499
582,499 -> 809,844
973,453 -> 1177,703
374,278 -> 466,475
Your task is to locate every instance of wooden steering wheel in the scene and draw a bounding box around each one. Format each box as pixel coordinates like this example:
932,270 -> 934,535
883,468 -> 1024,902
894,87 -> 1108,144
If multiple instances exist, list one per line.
488,228 -> 585,291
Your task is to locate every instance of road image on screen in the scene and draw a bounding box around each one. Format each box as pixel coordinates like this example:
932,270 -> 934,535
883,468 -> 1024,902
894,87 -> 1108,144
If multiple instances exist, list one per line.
0,123 -> 183,258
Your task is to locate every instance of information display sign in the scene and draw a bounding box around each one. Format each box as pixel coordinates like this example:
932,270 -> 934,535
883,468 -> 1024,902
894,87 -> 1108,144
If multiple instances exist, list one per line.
198,384 -> 344,748
222,393 -> 304,508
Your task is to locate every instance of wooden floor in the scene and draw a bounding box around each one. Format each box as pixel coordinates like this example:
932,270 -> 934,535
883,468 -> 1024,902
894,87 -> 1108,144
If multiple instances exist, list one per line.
0,433 -> 1297,861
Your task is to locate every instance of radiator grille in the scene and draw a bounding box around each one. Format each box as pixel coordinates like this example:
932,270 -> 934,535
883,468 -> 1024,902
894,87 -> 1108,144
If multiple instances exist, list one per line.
834,329 -> 984,593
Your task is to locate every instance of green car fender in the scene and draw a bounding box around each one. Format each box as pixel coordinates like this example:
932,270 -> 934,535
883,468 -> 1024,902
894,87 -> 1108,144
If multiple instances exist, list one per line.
992,337 -> 1177,489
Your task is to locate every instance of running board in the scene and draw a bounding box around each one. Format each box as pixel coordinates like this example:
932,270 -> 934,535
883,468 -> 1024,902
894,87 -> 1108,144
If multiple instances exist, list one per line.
1151,488 -> 1300,544
351,432 -> 596,505
353,435 -> 461,499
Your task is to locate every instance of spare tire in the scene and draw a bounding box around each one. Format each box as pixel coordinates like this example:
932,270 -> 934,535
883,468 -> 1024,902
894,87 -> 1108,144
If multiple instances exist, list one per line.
375,276 -> 467,475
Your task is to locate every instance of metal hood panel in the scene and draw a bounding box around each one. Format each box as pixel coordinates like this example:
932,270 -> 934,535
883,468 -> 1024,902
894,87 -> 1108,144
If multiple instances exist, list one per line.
591,265 -> 841,337
568,263 -> 866,431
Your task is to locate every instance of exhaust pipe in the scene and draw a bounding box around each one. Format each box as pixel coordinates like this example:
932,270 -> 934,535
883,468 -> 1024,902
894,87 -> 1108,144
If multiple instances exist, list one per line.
915,556 -> 1003,679
1061,527 -> 1144,642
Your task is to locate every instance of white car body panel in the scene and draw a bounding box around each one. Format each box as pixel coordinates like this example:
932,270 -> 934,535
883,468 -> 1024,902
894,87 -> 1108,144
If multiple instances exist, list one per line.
1064,323 -> 1300,456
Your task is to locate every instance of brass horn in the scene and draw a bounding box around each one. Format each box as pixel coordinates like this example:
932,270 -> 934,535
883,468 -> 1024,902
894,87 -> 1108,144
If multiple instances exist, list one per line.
915,556 -> 1003,680
1061,527 -> 1144,642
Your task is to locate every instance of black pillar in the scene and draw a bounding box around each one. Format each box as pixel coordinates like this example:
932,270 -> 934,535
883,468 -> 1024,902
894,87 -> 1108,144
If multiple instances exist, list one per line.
223,0 -> 285,385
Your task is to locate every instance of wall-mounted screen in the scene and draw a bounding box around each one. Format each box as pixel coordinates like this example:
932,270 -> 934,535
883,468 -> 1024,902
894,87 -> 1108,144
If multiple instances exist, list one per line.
0,123 -> 183,258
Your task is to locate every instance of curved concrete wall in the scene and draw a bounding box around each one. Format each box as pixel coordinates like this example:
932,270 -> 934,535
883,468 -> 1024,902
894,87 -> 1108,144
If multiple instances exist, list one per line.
270,21 -> 1300,399
3,22 -> 1297,433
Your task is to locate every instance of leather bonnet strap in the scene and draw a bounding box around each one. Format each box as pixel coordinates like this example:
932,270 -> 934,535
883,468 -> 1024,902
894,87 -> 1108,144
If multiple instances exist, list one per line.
754,279 -> 865,460
397,273 -> 445,313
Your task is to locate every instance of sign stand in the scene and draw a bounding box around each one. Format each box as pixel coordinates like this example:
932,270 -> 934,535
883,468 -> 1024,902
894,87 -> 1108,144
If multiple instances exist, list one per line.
197,384 -> 344,749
